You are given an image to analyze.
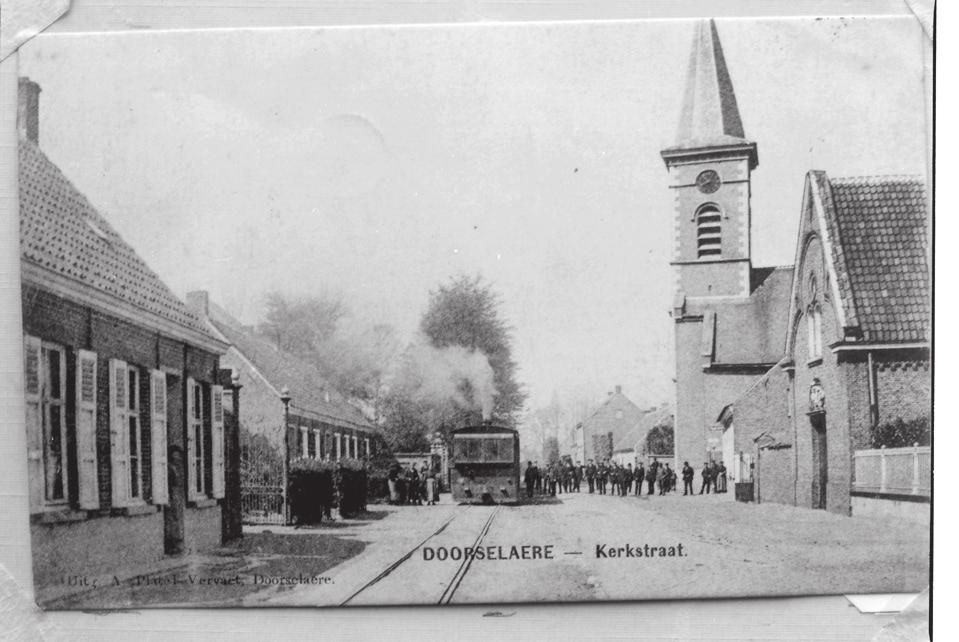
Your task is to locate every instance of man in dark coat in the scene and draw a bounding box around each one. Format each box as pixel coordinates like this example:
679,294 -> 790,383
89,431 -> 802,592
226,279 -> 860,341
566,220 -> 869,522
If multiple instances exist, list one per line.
699,461 -> 712,494
524,461 -> 536,499
682,461 -> 695,496
586,460 -> 596,493
647,460 -> 658,495
634,463 -> 645,496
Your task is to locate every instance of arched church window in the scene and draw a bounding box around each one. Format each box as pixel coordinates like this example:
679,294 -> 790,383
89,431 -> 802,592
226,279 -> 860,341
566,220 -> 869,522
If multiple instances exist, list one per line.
696,205 -> 722,258
806,303 -> 823,360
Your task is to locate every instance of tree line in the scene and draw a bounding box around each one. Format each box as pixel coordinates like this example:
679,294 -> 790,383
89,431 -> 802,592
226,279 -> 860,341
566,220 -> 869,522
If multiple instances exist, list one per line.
255,274 -> 526,453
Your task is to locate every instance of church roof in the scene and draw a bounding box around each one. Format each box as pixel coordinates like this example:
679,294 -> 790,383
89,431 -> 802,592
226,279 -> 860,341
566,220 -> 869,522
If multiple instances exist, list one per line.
813,172 -> 929,343
662,19 -> 757,168
19,138 -> 223,350
688,265 -> 794,367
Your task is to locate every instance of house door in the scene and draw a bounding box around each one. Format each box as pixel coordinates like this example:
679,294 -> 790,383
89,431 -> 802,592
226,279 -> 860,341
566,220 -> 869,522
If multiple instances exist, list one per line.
810,414 -> 827,509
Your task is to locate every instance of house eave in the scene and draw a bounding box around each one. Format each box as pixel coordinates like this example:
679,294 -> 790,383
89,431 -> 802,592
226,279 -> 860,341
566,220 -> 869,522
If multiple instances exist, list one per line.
703,362 -> 778,374
22,261 -> 229,355
829,341 -> 929,353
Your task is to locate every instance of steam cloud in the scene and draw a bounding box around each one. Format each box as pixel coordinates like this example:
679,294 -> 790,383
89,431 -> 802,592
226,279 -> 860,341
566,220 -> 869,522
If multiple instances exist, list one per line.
391,336 -> 497,420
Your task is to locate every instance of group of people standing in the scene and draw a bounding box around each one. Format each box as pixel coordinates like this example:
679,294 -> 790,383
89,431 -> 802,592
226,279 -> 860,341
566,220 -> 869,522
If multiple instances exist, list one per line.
697,460 -> 729,494
523,458 -> 729,498
522,460 -> 583,497
387,462 -> 440,506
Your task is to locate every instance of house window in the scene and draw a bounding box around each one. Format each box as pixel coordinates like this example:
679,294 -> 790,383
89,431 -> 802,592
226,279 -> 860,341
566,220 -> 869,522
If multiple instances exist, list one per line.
190,381 -> 206,496
696,205 -> 722,258
125,366 -> 143,500
41,344 -> 67,504
300,427 -> 309,458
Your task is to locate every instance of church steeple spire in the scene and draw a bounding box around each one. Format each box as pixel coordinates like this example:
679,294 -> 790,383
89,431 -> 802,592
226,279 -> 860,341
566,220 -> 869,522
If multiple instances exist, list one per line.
662,19 -> 758,170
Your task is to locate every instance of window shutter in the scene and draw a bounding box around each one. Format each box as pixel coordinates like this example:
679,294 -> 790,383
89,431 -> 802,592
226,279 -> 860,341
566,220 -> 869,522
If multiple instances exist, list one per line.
186,377 -> 197,501
211,385 -> 225,499
76,350 -> 100,509
108,359 -> 129,508
23,336 -> 43,513
150,370 -> 169,505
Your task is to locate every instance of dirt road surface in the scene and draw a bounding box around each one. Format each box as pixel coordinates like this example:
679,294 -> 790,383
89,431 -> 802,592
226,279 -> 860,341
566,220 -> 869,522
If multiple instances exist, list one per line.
263,490 -> 928,606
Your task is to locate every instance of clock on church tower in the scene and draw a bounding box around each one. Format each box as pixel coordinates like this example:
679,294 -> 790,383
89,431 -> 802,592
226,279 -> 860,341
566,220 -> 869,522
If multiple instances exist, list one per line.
659,19 -> 759,300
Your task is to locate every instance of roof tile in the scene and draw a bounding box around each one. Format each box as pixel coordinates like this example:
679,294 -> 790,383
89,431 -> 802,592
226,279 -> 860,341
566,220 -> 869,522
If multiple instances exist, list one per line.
19,139 -> 213,339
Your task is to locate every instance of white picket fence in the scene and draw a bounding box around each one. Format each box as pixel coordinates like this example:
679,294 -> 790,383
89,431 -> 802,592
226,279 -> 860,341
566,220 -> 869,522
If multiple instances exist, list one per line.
853,444 -> 930,497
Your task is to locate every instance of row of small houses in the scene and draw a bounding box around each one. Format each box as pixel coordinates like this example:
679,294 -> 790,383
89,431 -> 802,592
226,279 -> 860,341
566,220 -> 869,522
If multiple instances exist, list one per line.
18,77 -> 373,595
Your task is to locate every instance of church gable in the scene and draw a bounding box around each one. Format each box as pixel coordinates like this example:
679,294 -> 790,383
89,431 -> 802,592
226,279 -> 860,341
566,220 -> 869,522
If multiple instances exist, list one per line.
786,171 -> 929,355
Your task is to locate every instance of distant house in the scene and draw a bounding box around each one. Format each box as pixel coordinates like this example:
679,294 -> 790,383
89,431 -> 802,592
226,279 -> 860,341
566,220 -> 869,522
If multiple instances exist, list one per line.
577,386 -> 647,463
610,404 -> 673,466
187,292 -> 374,468
18,77 -> 231,593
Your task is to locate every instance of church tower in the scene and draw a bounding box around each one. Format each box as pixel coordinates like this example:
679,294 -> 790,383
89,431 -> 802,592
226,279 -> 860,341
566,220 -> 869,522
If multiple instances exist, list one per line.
662,19 -> 758,300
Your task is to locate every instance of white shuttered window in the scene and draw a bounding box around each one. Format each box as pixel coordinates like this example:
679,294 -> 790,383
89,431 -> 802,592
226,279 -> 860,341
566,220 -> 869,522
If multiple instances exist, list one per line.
186,378 -> 205,500
24,336 -> 71,511
108,359 -> 131,507
76,350 -> 99,509
211,385 -> 225,499
150,371 -> 169,505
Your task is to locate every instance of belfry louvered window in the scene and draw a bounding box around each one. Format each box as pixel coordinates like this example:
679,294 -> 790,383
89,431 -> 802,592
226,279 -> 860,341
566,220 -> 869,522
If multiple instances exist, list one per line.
696,205 -> 722,258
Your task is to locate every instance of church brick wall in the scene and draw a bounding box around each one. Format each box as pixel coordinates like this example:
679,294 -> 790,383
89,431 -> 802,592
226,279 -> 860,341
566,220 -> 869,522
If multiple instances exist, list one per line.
875,353 -> 931,427
756,446 -> 794,506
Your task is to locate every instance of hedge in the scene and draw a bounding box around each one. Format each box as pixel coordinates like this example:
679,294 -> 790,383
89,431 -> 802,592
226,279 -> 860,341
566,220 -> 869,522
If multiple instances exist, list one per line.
288,458 -> 370,523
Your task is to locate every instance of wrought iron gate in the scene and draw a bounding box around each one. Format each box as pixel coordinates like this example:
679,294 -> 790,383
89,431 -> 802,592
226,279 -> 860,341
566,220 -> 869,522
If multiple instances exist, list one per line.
240,430 -> 285,524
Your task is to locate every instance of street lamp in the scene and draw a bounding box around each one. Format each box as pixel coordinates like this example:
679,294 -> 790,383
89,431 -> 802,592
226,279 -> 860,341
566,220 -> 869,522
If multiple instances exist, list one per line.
280,386 -> 292,526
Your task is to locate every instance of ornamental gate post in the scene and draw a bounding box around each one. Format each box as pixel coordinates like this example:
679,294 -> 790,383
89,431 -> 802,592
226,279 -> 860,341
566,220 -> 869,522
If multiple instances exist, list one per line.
879,445 -> 887,494
912,442 -> 920,495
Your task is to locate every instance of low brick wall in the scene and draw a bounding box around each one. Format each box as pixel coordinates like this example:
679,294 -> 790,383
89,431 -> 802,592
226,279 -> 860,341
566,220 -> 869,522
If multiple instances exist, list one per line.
851,494 -> 929,526
32,505 -> 224,590
31,510 -> 164,588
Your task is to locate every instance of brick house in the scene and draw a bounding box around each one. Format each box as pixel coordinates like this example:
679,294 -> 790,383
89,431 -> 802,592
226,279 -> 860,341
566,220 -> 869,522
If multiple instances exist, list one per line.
610,403 -> 673,467
186,292 -> 374,475
662,22 -> 930,515
18,77 -> 233,592
577,386 -> 647,463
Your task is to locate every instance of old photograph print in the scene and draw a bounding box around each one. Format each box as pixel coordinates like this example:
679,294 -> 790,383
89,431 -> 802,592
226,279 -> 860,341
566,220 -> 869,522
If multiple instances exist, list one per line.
16,15 -> 930,609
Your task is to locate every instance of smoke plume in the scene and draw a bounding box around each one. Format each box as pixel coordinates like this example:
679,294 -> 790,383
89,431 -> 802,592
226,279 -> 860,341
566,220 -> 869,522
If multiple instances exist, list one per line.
390,336 -> 497,420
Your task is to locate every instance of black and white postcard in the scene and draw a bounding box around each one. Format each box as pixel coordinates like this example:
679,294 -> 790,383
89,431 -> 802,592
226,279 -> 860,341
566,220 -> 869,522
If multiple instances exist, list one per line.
10,7 -> 930,611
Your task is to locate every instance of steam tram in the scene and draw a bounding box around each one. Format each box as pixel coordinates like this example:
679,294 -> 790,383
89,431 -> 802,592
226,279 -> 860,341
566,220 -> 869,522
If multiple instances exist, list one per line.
450,424 -> 521,504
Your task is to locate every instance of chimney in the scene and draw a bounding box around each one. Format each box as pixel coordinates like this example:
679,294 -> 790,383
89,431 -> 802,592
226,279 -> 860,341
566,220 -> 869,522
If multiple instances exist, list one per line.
615,385 -> 622,395
18,77 -> 41,144
186,290 -> 210,318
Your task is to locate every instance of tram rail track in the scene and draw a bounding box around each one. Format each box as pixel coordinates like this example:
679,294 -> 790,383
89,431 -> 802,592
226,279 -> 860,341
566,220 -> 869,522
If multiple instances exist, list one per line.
340,506 -> 501,606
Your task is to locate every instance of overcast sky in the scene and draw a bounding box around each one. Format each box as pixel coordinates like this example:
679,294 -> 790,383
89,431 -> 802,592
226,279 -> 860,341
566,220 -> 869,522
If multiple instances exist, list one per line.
21,15 -> 927,415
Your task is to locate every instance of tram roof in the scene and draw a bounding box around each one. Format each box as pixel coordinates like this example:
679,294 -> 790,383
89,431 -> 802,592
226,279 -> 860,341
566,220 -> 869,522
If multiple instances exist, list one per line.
451,424 -> 518,437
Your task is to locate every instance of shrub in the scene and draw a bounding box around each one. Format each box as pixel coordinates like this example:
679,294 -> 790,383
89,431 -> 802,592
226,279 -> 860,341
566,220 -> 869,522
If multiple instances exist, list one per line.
288,458 -> 335,525
365,453 -> 400,502
870,415 -> 930,448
